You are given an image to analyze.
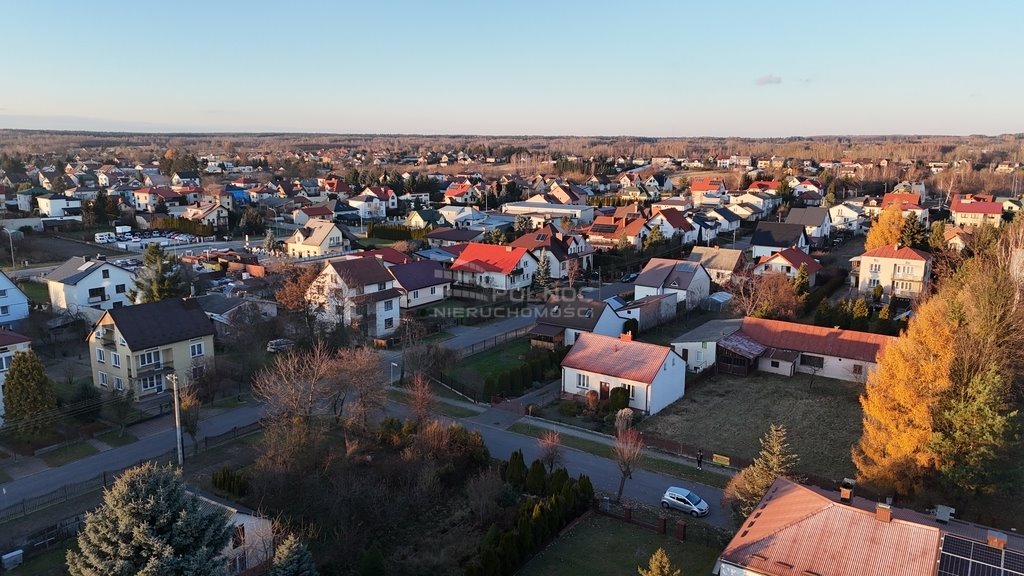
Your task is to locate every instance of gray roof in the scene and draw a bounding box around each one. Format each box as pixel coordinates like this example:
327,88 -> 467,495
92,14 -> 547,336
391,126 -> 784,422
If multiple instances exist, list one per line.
750,222 -> 808,248
194,293 -> 248,316
534,298 -> 612,332
687,247 -> 744,274
671,318 -> 743,344
635,258 -> 706,290
388,260 -> 449,292
785,207 -> 831,226
48,256 -> 130,285
106,298 -> 215,350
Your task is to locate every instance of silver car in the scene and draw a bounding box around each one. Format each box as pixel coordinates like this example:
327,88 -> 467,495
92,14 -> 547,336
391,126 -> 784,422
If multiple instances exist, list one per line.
661,486 -> 710,517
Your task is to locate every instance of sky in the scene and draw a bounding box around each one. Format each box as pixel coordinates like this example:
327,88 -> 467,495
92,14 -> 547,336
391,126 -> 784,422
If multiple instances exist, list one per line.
1,0 -> 1022,137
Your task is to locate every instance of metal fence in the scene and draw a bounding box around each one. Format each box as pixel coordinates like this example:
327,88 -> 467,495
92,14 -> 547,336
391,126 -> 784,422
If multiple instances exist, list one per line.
593,498 -> 735,550
0,422 -> 262,525
454,325 -> 532,359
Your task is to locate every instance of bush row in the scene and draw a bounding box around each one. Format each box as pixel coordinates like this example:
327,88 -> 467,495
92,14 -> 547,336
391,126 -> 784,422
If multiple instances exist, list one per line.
481,347 -> 568,400
151,215 -> 214,237
366,221 -> 428,241
211,467 -> 249,497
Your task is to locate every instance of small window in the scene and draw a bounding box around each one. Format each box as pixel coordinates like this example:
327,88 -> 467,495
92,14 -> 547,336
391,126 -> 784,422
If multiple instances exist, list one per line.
576,373 -> 590,389
193,364 -> 206,380
96,348 -> 105,363
119,337 -> 126,347
111,352 -> 121,368
430,286 -> 436,295
377,282 -> 386,291
0,306 -> 8,316
384,317 -> 394,329
624,384 -> 635,399
384,300 -> 393,311
852,364 -> 863,375
98,371 -> 108,387
800,354 -> 825,369
0,289 -> 6,297
115,284 -> 126,294
412,290 -> 419,299
232,524 -> 246,549
0,356 -> 12,371
114,376 -> 124,390
190,341 -> 204,358
770,360 -> 780,368
102,269 -> 110,279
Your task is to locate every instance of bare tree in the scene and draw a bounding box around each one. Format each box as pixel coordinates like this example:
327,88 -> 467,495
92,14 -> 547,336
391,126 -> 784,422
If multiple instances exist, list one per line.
727,271 -> 803,320
252,341 -> 343,425
566,258 -> 582,290
538,430 -> 563,472
408,371 -> 434,425
179,387 -> 202,455
613,427 -> 644,502
465,467 -> 504,522
340,347 -> 385,432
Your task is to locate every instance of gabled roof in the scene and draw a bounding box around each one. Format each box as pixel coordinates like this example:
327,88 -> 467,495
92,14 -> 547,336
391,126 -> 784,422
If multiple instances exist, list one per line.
784,207 -> 831,227
757,247 -> 822,275
636,258 -> 707,290
444,182 -> 472,197
750,222 -> 808,248
47,256 -> 131,286
354,248 -> 412,265
690,177 -> 725,192
194,293 -> 251,316
426,227 -> 484,242
687,246 -> 744,273
712,207 -> 741,223
951,194 -> 1003,215
289,220 -> 343,247
747,180 -> 781,192
407,209 -> 447,225
880,192 -> 923,210
649,208 -> 694,232
533,298 -> 611,332
510,224 -> 581,262
0,330 -> 31,347
105,298 -> 215,351
671,318 -> 742,344
327,256 -> 394,286
298,205 -> 335,218
738,317 -> 894,363
388,260 -> 448,291
860,244 -> 930,261
719,478 -> 941,576
561,332 -> 674,384
450,243 -> 530,274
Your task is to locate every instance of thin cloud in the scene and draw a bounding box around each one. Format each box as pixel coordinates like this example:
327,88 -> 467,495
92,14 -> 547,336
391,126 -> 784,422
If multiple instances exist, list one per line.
754,74 -> 782,86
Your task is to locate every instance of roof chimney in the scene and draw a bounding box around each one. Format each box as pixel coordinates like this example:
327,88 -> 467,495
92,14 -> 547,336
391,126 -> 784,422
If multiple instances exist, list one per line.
987,530 -> 1008,550
875,503 -> 892,523
935,505 -> 955,524
620,331 -> 633,342
839,478 -> 855,503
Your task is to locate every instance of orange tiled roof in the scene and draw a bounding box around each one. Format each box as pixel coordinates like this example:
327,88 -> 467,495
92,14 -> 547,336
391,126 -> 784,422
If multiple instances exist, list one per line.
860,244 -> 930,261
450,243 -> 529,274
757,247 -> 822,275
739,317 -> 893,363
561,332 -> 673,384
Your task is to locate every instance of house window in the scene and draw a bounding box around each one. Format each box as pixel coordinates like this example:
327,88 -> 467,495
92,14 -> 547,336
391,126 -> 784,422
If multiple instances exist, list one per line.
576,373 -> 590,389
695,350 -> 704,364
193,364 -> 206,380
98,372 -> 108,387
412,290 -> 419,299
384,317 -> 394,329
0,306 -> 8,316
102,269 -> 110,279
119,337 -> 126,347
0,289 -> 6,297
770,360 -> 780,368
623,384 -> 635,399
430,286 -> 436,295
852,364 -> 863,375
115,284 -> 126,294
111,352 -> 121,368
139,350 -> 160,366
96,348 -> 105,363
190,341 -> 204,358
0,355 -> 12,371
232,524 -> 246,549
384,300 -> 393,311
869,263 -> 881,272
377,282 -> 387,291
800,354 -> 825,369
114,377 -> 123,390
139,374 -> 163,390
868,278 -> 879,287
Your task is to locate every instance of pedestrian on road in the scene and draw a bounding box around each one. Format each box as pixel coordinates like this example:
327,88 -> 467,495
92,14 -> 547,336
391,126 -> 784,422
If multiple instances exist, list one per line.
696,449 -> 704,470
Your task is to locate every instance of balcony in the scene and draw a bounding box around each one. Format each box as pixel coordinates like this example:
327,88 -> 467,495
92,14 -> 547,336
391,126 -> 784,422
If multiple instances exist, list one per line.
134,361 -> 174,379
891,272 -> 922,282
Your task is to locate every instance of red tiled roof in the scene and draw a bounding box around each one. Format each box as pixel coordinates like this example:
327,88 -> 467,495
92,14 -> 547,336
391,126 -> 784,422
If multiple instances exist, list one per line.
300,205 -> 334,217
365,186 -> 394,201
757,247 -> 822,275
880,193 -> 922,209
444,182 -> 472,197
860,245 -> 930,261
649,208 -> 693,231
0,330 -> 31,347
951,194 -> 1002,215
690,177 -> 725,192
720,478 -> 941,576
561,333 -> 673,384
738,317 -> 894,363
450,243 -> 529,274
747,180 -> 781,191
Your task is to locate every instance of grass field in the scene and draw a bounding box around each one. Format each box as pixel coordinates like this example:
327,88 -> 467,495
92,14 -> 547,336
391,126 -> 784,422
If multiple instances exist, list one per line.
521,514 -> 720,576
40,441 -> 99,467
452,338 -> 530,382
639,371 -> 863,481
17,280 -> 49,304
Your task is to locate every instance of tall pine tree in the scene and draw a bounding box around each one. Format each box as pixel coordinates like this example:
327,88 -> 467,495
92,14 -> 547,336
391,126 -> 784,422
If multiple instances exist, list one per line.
129,243 -> 187,303
723,423 -> 799,518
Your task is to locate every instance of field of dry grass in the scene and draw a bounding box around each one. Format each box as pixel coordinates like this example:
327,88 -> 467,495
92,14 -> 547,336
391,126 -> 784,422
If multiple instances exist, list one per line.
639,371 -> 863,481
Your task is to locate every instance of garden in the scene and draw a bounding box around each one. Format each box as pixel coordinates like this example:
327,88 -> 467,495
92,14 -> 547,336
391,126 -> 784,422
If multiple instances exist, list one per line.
444,339 -> 568,403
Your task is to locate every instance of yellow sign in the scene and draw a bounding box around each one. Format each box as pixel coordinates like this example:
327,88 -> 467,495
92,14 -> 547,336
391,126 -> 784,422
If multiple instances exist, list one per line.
712,453 -> 730,467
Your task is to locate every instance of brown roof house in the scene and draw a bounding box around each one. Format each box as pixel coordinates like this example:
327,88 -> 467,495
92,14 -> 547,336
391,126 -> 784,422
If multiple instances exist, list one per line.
528,297 -> 625,349
387,260 -> 451,309
306,256 -> 402,338
560,332 -> 685,415
87,298 -> 216,399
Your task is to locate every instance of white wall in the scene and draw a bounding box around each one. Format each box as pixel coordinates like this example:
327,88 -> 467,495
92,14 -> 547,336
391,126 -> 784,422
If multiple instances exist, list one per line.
793,352 -> 873,382
48,264 -> 135,313
671,341 -> 715,373
758,357 -> 795,376
561,352 -> 685,415
0,275 -> 29,328
401,283 -> 448,309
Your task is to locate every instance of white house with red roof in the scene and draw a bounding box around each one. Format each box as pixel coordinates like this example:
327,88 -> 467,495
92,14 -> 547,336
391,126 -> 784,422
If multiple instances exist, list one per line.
852,244 -> 932,298
647,208 -> 698,244
754,247 -> 822,286
130,186 -> 182,212
689,177 -> 728,206
950,193 -> 1004,228
292,204 -> 336,226
560,332 -> 685,415
449,243 -> 537,290
347,194 -> 386,219
443,182 -> 480,205
363,186 -> 398,210
0,331 -> 33,425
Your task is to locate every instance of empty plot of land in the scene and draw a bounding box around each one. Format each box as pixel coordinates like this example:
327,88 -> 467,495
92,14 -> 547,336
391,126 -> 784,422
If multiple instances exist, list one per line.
639,371 -> 863,481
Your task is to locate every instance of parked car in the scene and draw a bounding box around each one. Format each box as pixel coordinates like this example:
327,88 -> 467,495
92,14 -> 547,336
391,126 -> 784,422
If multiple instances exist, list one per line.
661,487 -> 709,517
620,273 -> 638,283
266,339 -> 295,353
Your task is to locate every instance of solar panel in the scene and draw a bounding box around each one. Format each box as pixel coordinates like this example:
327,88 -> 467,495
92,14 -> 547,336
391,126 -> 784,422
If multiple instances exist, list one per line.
1006,551 -> 1024,573
938,534 -> 1024,576
976,545 -> 1005,566
943,535 -> 974,557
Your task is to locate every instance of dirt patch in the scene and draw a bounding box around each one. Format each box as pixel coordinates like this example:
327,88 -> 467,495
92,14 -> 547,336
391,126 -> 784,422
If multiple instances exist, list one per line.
15,234 -> 129,266
639,371 -> 863,481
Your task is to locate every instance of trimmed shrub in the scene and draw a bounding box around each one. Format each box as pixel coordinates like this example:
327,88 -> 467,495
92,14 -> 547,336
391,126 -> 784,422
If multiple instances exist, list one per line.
526,459 -> 547,495
505,450 -> 527,488
211,467 -> 249,497
519,363 -> 534,389
608,386 -> 629,412
557,400 -> 581,417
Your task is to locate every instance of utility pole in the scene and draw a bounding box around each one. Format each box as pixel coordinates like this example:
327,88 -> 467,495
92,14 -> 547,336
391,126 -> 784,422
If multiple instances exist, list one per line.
168,373 -> 184,466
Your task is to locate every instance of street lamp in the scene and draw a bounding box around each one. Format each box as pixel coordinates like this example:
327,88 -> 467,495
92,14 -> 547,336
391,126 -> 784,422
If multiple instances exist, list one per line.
390,361 -> 398,385
168,373 -> 184,467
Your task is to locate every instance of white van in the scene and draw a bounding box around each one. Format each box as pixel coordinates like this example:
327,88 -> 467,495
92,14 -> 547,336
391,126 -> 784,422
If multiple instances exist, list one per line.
94,232 -> 115,244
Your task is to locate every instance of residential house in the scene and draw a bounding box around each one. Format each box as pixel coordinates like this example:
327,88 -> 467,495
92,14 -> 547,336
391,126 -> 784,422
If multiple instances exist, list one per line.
716,317 -> 893,381
171,171 -> 202,187
426,227 -> 484,247
749,222 -> 810,259
725,202 -> 763,222
647,208 -> 698,244
443,182 -> 480,204
892,179 -> 928,204
733,189 -> 781,214
404,209 -> 448,229
292,204 -> 335,226
689,177 -> 728,206
0,272 -> 29,330
449,243 -> 537,290
634,258 -> 711,311
585,215 -> 650,251
852,244 -> 932,298
510,223 -> 595,280
669,318 -> 743,374
865,192 -> 927,223
306,257 -> 401,337
363,186 -> 399,210
829,202 -> 866,235
182,202 -> 230,231
46,256 -> 135,317
347,194 -> 386,220
686,246 -> 746,284
613,294 -> 678,332
651,197 -> 693,213
194,294 -> 277,341
528,298 -> 624,349
943,225 -> 972,252
388,260 -> 450,309
132,187 -> 181,212
0,331 -> 32,425
547,181 -> 589,205
88,298 -> 216,398
500,201 -> 595,225
950,194 -> 1004,228
285,220 -> 351,258
560,332 -> 685,416
36,194 -> 82,218
784,207 -> 832,246
585,174 -> 611,192
619,184 -> 660,202
754,247 -> 821,286
439,205 -> 487,228
195,494 -> 273,575
706,207 -> 741,233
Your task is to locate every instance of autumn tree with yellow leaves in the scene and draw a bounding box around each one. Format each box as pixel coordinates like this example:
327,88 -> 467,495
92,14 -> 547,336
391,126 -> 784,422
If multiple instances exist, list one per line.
864,204 -> 905,251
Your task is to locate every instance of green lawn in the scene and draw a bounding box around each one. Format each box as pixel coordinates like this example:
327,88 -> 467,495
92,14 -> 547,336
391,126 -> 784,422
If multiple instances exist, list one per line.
17,280 -> 49,305
509,423 -> 730,489
210,393 -> 253,410
639,371 -> 863,481
40,441 -> 99,467
94,429 -> 138,447
521,514 -> 721,576
10,542 -> 72,576
453,338 -> 531,382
